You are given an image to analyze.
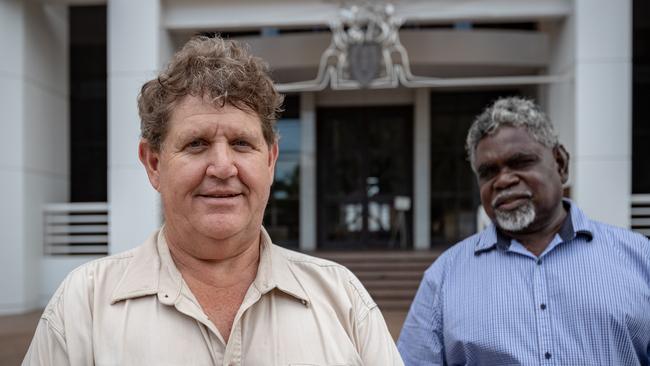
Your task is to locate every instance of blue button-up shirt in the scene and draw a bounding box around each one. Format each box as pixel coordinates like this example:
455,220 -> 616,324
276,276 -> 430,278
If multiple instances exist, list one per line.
398,201 -> 650,365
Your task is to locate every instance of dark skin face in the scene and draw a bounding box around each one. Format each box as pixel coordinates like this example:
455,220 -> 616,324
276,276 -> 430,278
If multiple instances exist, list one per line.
474,126 -> 570,255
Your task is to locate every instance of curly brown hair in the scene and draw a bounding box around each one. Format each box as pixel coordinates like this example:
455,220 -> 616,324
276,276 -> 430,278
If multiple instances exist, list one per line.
138,36 -> 284,151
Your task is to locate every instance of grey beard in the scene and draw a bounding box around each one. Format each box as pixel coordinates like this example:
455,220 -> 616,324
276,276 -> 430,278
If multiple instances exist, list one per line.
494,200 -> 536,232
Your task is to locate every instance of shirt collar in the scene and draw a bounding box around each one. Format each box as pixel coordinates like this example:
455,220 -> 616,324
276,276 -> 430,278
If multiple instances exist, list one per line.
110,230 -> 164,304
253,227 -> 310,305
474,199 -> 594,256
111,227 -> 309,306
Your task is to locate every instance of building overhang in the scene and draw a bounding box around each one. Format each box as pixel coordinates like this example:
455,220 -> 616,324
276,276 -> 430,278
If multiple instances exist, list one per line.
162,0 -> 571,32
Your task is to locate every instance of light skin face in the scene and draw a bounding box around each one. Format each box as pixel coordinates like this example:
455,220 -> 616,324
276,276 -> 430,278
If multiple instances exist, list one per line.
474,125 -> 569,253
139,95 -> 278,260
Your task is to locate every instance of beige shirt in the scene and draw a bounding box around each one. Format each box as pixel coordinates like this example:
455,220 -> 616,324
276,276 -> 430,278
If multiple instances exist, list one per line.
23,228 -> 403,366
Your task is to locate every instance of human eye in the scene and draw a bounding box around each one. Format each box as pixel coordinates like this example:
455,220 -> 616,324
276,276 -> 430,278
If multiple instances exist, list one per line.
477,165 -> 497,181
232,139 -> 254,151
184,138 -> 208,152
510,155 -> 538,169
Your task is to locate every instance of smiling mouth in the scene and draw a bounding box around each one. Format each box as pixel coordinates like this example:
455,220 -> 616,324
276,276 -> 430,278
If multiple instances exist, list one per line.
198,193 -> 242,199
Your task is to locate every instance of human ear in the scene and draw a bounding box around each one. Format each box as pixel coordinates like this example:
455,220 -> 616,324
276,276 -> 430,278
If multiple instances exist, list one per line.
139,139 -> 161,191
267,142 -> 279,182
554,144 -> 570,184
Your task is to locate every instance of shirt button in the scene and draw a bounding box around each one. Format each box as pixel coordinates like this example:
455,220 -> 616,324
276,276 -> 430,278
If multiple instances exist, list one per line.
545,352 -> 552,359
540,303 -> 547,310
536,259 -> 543,265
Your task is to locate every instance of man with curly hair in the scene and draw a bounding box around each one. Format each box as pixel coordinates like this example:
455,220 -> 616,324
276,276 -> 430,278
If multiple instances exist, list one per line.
24,36 -> 403,366
398,97 -> 650,365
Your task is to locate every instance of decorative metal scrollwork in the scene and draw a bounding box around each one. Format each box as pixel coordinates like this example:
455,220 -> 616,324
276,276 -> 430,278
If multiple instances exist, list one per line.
275,1 -> 568,92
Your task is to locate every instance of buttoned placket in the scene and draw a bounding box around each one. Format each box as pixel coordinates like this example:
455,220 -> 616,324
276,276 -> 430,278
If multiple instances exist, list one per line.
533,255 -> 555,364
162,290 -> 225,365
508,237 -> 557,365
222,283 -> 264,366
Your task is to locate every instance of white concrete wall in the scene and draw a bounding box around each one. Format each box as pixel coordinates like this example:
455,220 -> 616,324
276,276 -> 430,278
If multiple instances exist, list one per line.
0,0 -> 26,314
25,1 -> 70,312
414,88 -> 431,250
243,29 -> 549,74
0,0 -> 69,314
108,0 -> 162,254
573,0 -> 631,227
40,256 -> 97,306
299,93 -> 317,251
163,0 -> 570,31
541,16 -> 576,188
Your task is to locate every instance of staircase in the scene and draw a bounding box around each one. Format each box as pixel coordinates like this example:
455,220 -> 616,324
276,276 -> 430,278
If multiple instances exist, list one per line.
314,250 -> 441,311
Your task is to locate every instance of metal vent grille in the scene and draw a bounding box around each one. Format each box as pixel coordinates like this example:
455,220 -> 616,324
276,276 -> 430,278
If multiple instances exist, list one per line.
43,203 -> 109,256
631,194 -> 650,238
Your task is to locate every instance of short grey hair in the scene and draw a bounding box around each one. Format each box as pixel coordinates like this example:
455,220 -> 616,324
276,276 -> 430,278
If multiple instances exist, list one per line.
465,97 -> 559,171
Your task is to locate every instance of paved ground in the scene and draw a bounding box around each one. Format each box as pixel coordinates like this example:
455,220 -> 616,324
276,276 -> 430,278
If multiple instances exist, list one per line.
0,309 -> 407,365
0,310 -> 41,366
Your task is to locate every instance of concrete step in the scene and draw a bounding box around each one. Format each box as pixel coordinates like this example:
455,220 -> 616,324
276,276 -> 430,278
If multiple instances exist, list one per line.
369,288 -> 418,300
315,251 -> 441,261
376,299 -> 415,311
353,271 -> 425,281
361,279 -> 421,290
312,250 -> 439,311
342,261 -> 432,271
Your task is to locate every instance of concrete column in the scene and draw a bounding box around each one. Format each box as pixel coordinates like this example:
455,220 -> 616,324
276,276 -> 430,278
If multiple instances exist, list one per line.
0,0 -> 26,315
299,93 -> 317,251
541,12 -> 576,192
0,0 -> 69,314
108,0 -> 163,254
573,0 -> 631,227
414,89 -> 431,250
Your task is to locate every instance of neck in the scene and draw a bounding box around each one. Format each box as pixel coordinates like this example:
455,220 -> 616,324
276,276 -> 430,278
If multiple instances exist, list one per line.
164,226 -> 261,288
505,204 -> 568,257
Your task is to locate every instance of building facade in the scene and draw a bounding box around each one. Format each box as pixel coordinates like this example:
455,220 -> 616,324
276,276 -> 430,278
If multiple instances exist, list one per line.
1,0 -> 646,315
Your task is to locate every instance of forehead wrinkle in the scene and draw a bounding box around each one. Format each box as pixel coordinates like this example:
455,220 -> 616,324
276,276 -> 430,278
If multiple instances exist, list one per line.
508,151 -> 538,160
173,116 -> 261,143
169,99 -> 264,142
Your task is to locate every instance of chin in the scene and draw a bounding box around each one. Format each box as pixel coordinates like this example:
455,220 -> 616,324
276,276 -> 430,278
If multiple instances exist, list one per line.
494,202 -> 536,232
192,217 -> 243,240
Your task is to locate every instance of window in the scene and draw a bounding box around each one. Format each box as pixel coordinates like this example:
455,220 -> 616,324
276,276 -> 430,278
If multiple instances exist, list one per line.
317,105 -> 413,250
264,95 -> 300,248
69,6 -> 107,202
633,0 -> 650,193
429,90 -> 520,248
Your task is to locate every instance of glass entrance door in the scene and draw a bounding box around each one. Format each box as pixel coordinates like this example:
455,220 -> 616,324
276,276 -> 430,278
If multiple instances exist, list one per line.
429,90 -> 521,248
317,106 -> 413,250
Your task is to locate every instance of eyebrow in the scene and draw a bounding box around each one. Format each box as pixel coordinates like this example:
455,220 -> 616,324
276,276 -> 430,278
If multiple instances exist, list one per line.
475,152 -> 539,176
505,152 -> 539,164
229,130 -> 259,140
175,128 -> 261,143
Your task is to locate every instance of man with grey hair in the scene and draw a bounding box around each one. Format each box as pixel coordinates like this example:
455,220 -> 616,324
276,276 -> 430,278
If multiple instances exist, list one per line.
398,97 -> 650,365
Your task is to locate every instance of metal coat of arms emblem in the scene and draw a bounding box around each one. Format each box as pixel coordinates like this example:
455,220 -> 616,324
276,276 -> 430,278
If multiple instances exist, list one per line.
349,41 -> 382,87
274,1 -> 566,92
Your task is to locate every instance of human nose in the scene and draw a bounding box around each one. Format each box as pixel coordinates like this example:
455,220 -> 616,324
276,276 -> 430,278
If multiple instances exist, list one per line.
493,169 -> 519,190
205,143 -> 237,179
